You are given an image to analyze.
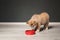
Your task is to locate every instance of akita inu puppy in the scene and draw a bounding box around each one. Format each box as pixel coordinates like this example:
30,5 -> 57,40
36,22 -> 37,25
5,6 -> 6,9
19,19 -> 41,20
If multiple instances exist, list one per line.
27,12 -> 49,32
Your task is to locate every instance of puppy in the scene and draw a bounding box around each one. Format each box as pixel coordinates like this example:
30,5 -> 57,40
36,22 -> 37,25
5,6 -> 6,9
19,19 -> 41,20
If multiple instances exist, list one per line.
27,12 -> 49,32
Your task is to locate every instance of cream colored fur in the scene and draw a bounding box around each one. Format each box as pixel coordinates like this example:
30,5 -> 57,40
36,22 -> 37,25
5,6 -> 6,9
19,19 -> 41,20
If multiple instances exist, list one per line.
27,12 -> 49,31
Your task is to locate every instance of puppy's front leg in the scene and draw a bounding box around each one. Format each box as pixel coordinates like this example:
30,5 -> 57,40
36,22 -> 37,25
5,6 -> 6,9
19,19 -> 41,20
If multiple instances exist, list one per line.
44,22 -> 49,30
37,23 -> 41,32
34,25 -> 38,31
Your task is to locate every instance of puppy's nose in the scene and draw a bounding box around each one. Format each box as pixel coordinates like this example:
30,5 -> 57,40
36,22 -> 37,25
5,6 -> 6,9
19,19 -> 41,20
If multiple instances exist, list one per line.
31,24 -> 33,26
31,24 -> 33,25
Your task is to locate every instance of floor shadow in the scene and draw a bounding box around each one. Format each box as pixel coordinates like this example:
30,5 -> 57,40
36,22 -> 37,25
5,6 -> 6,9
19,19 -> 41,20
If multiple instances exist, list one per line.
48,26 -> 53,29
40,26 -> 53,32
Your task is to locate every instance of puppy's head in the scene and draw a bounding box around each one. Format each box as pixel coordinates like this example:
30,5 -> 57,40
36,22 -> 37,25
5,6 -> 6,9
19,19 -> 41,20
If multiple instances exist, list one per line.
26,20 -> 36,27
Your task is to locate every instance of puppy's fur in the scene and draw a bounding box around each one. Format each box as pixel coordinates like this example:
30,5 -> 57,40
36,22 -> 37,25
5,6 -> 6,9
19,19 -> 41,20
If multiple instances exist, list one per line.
27,12 -> 49,31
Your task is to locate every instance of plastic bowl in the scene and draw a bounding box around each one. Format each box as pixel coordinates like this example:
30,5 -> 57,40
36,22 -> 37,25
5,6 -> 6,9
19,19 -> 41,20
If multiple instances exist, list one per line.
25,30 -> 35,35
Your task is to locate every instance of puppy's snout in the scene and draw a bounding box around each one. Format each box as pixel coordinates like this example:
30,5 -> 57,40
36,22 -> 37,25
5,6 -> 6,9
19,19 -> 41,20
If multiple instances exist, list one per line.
31,24 -> 35,27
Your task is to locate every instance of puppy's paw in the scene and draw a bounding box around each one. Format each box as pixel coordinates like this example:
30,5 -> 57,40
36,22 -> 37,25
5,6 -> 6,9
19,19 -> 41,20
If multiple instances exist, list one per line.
46,27 -> 48,30
36,30 -> 40,33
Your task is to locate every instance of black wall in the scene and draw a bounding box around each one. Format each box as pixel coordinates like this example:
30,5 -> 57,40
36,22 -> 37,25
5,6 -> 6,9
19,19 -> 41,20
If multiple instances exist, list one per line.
0,0 -> 60,22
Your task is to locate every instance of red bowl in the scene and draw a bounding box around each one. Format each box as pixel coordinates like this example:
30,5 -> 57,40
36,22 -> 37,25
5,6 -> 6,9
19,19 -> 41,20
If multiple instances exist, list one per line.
25,30 -> 35,35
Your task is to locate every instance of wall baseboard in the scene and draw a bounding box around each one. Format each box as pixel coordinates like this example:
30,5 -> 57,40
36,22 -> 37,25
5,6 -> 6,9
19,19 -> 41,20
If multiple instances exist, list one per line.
0,22 -> 60,25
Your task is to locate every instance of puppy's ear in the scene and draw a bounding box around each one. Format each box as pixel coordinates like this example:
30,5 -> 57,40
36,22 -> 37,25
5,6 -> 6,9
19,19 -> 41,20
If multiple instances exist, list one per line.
33,21 -> 37,25
34,21 -> 36,23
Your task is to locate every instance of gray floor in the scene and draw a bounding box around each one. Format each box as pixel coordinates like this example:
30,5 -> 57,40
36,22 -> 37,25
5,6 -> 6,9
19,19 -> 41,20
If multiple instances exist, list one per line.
0,23 -> 60,40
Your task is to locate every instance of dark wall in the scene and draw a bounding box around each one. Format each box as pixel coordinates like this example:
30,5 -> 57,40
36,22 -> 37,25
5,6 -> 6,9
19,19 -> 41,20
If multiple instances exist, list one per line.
0,0 -> 60,22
